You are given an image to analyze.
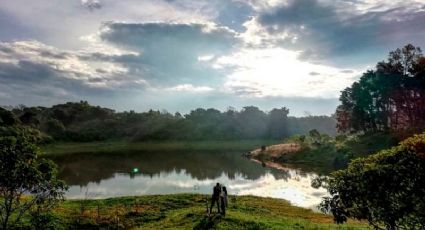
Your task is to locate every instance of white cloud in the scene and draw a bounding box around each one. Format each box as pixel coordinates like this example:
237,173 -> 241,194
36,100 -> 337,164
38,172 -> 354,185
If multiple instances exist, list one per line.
216,48 -> 361,98
197,55 -> 215,62
0,40 -> 147,91
164,84 -> 214,93
243,0 -> 289,12
0,0 -> 210,49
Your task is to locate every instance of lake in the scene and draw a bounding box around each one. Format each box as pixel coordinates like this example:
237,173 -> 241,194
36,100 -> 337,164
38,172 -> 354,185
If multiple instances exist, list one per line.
49,151 -> 327,210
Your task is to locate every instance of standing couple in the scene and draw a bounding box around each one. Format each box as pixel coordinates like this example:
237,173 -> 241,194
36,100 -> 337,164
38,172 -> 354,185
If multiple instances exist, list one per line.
209,182 -> 228,216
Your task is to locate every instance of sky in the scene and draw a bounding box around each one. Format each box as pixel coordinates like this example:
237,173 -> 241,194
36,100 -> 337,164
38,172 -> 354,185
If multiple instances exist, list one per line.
1,0 -> 424,116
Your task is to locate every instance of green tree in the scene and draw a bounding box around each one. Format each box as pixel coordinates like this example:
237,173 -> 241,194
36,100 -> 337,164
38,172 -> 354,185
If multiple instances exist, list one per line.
0,136 -> 67,229
267,107 -> 289,139
337,44 -> 425,134
313,134 -> 425,229
0,108 -> 19,126
237,106 -> 267,139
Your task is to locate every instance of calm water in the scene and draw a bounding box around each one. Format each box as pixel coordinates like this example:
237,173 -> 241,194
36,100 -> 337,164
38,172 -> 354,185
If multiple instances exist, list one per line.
49,151 -> 327,209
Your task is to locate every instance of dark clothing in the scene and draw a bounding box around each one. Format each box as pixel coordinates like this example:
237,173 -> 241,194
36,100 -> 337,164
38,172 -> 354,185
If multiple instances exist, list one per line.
210,184 -> 221,214
210,196 -> 220,213
212,185 -> 221,198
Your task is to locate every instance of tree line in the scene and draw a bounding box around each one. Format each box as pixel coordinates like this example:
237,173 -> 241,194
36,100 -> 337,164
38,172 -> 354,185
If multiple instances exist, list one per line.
1,102 -> 336,142
337,44 -> 425,134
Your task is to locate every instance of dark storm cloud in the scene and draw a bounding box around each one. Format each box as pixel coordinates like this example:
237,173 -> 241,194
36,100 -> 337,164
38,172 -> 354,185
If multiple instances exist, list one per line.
258,0 -> 425,62
99,22 -> 239,86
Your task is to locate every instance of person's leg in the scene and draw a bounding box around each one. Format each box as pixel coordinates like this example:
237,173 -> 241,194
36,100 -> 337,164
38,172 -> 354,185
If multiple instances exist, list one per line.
216,198 -> 220,213
221,198 -> 226,216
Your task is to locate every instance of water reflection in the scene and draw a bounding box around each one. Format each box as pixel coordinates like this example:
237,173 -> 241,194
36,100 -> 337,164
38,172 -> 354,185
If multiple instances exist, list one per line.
48,151 -> 327,209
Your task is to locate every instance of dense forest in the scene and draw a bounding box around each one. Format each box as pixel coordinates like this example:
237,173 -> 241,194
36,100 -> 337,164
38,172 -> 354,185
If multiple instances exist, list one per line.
337,44 -> 425,135
0,103 -> 336,142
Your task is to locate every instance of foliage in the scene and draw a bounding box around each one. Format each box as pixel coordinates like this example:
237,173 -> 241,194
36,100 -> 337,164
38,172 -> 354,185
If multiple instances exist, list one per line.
0,135 -> 67,229
0,108 -> 19,126
6,102 -> 336,142
0,126 -> 53,145
278,131 -> 398,174
313,133 -> 425,229
29,212 -> 65,230
337,44 -> 425,134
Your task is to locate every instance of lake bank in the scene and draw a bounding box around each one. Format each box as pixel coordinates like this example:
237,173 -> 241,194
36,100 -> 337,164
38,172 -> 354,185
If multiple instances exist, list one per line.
55,194 -> 368,229
247,132 -> 399,174
40,139 -> 281,155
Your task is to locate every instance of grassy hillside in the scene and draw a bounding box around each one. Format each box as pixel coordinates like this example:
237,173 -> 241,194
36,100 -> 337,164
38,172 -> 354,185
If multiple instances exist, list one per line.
51,194 -> 368,229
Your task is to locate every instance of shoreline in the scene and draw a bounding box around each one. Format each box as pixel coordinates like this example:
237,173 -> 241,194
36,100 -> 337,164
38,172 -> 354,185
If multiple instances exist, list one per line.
40,139 -> 281,155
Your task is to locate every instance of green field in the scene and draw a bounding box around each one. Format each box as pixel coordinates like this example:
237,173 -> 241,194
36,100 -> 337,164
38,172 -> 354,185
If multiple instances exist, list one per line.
40,139 -> 281,155
50,194 -> 368,229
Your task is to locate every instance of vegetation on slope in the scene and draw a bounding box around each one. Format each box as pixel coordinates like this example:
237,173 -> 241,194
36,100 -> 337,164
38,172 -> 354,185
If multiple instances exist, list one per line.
250,130 -> 399,174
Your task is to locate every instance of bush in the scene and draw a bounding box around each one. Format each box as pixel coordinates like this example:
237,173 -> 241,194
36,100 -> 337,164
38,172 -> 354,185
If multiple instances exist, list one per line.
314,133 -> 425,229
30,212 -> 64,230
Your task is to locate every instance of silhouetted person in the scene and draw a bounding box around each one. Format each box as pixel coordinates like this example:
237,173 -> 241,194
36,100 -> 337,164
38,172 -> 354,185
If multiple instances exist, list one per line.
220,186 -> 228,216
210,183 -> 221,214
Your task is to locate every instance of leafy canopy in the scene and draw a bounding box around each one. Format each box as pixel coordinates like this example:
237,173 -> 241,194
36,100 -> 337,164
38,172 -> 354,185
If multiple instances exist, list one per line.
337,44 -> 425,134
313,134 -> 425,229
0,135 -> 67,229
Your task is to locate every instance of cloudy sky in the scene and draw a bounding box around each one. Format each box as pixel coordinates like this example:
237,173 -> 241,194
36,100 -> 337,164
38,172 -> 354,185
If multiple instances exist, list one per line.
1,0 -> 424,116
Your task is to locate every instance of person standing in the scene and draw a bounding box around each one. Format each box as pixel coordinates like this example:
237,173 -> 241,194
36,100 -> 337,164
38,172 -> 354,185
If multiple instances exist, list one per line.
220,186 -> 228,216
210,183 -> 221,214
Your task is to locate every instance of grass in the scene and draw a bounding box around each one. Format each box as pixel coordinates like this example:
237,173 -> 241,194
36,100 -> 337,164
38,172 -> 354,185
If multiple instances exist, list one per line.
53,194 -> 369,229
40,139 -> 281,155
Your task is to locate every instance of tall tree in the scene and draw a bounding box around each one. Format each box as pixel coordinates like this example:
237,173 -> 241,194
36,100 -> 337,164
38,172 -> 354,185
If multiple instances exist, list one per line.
267,107 -> 289,139
337,44 -> 425,134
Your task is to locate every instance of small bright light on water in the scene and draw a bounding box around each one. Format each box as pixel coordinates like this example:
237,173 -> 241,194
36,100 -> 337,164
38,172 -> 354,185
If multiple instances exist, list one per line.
133,168 -> 139,173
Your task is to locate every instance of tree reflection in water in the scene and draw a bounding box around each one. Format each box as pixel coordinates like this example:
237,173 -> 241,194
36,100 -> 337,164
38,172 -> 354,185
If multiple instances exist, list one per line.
46,151 -> 327,209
